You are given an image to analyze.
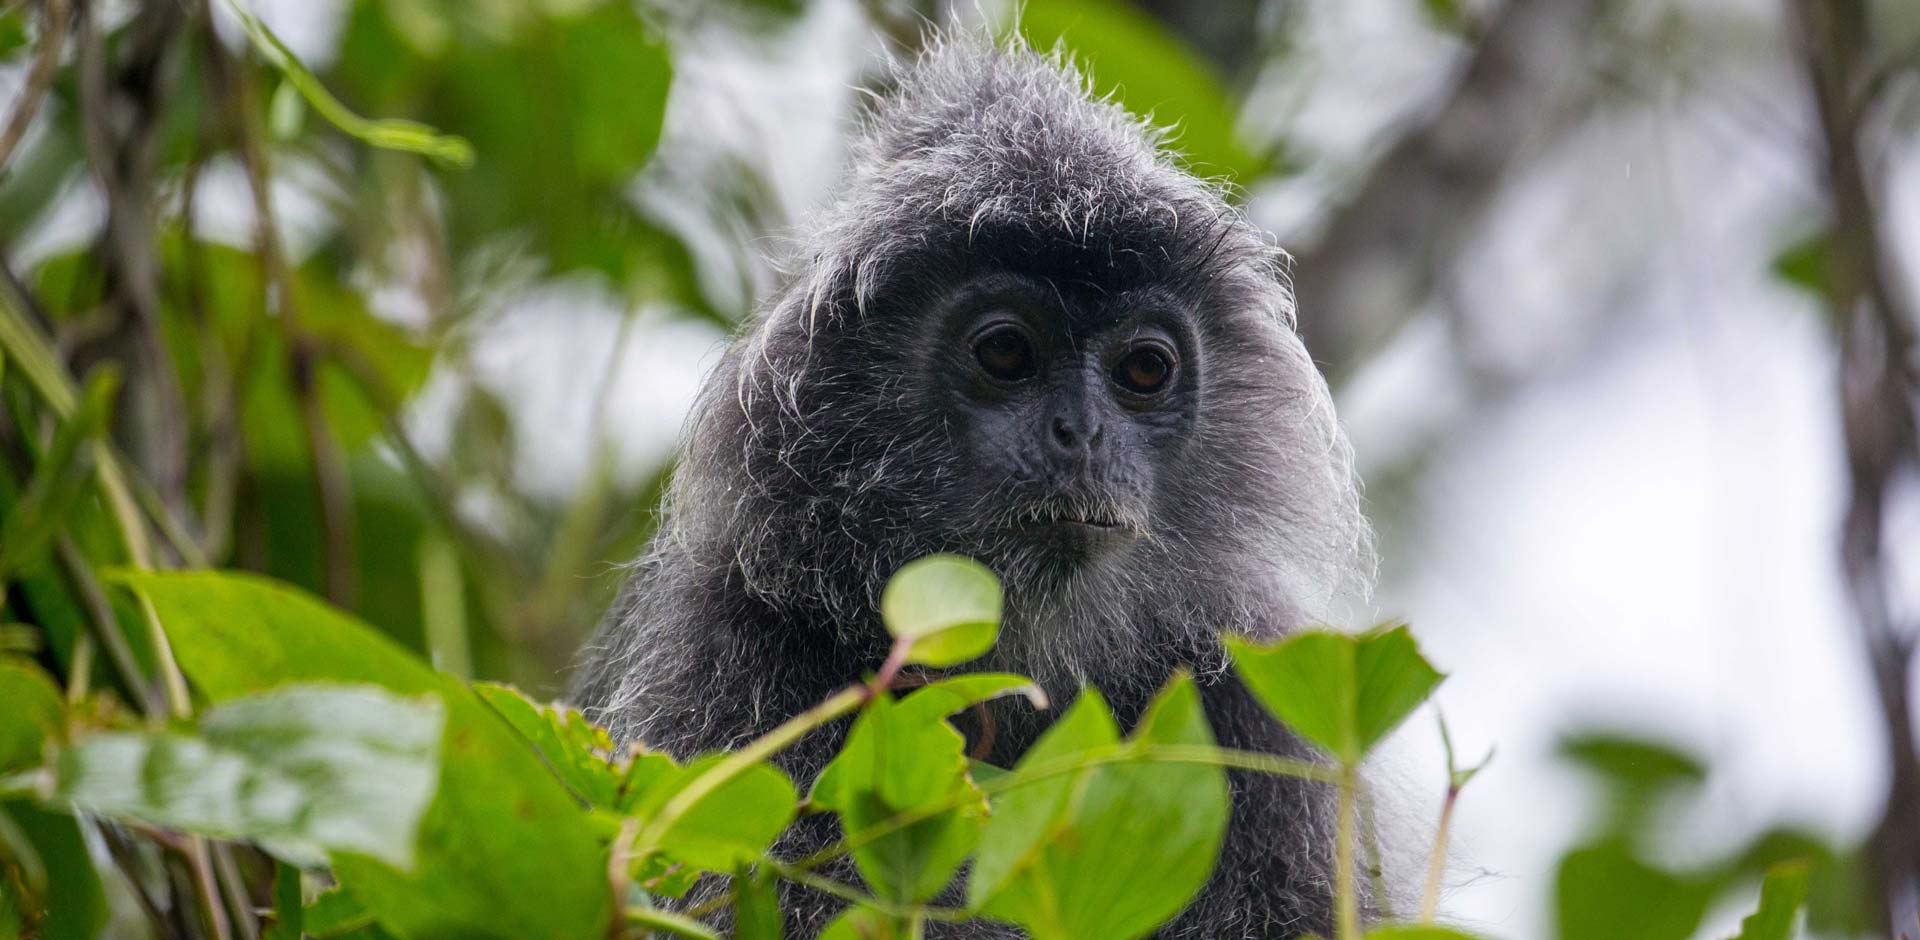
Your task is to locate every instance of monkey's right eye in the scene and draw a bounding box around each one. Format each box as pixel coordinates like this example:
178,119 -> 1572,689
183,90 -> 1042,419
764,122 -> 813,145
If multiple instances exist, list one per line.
973,325 -> 1038,381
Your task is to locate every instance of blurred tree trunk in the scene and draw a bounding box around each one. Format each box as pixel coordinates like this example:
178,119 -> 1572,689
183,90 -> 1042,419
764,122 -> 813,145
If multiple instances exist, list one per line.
1290,0 -> 1601,385
1793,0 -> 1920,931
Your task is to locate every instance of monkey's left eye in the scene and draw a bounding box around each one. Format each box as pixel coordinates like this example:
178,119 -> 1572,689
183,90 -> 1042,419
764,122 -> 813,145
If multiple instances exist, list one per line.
1113,345 -> 1175,396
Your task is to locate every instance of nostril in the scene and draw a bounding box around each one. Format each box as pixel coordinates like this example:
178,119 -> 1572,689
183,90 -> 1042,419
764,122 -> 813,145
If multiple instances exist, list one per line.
1052,418 -> 1078,449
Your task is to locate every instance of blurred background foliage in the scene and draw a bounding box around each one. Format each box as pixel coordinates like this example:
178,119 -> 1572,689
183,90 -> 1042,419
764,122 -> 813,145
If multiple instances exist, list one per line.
0,0 -> 1917,936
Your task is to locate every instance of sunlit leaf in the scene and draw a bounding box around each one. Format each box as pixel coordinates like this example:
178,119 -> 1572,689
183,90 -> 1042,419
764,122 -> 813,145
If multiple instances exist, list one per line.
55,685 -> 443,868
880,555 -> 1002,668
1229,625 -> 1444,764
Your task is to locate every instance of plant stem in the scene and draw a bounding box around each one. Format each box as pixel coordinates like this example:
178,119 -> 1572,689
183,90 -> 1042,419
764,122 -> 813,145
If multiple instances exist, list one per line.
1335,763 -> 1360,940
634,685 -> 869,858
1419,787 -> 1461,922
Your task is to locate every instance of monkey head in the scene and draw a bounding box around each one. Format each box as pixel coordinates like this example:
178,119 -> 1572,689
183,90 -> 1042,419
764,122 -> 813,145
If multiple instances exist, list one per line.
663,38 -> 1372,688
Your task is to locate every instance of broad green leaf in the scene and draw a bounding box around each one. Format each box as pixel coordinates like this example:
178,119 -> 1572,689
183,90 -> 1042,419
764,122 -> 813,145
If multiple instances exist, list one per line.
1012,0 -> 1265,181
116,570 -> 612,940
880,555 -> 1002,667
626,752 -> 797,872
967,688 -> 1120,912
1229,625 -> 1444,764
474,682 -> 623,808
733,865 -> 783,940
1729,862 -> 1811,940
55,685 -> 443,868
972,677 -> 1229,939
2,800 -> 107,940
1556,845 -> 1711,940
812,688 -> 993,902
0,658 -> 61,772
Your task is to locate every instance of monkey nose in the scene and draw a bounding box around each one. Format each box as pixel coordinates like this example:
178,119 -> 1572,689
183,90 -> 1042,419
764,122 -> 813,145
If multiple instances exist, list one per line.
1046,415 -> 1105,462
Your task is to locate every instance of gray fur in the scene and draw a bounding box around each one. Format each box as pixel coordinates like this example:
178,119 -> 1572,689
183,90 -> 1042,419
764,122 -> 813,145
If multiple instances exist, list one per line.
572,34 -> 1374,939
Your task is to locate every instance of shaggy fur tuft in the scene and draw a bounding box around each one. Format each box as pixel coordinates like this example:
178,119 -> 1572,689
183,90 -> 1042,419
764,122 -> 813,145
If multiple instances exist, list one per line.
572,35 -> 1375,939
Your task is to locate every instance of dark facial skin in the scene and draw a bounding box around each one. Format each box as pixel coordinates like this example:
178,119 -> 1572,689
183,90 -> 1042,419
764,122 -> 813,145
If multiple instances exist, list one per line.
925,270 -> 1202,565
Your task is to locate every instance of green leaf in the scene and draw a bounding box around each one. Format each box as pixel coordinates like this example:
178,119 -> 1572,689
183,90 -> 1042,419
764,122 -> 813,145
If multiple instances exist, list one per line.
812,688 -> 990,902
115,570 -> 613,940
1,800 -> 107,940
1771,230 -> 1832,298
0,368 -> 117,581
54,684 -> 444,868
304,884 -> 374,937
0,658 -> 62,772
880,555 -> 1002,668
1229,625 -> 1444,764
1729,862 -> 1812,940
819,906 -> 902,940
1011,0 -> 1266,181
971,676 -> 1230,939
1369,926 -> 1490,940
733,865 -> 783,940
473,682 -> 623,808
626,752 -> 797,872
1556,845 -> 1711,940
267,864 -> 305,940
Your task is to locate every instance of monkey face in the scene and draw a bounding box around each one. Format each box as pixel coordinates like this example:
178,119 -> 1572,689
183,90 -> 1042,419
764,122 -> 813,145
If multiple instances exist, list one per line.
918,268 -> 1200,568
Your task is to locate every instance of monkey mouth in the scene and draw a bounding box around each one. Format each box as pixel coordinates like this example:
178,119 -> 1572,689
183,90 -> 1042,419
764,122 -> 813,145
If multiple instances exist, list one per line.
1012,499 -> 1144,547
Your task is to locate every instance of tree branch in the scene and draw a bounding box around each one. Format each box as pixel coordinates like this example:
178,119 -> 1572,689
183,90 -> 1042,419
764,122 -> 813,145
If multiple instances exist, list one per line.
1290,0 -> 1603,384
1791,0 -> 1920,930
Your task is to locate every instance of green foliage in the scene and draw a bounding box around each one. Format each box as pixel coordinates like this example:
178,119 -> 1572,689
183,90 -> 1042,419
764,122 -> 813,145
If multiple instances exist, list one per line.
1013,0 -> 1266,182
970,677 -> 1230,939
1729,863 -> 1811,940
0,3 -> 1881,938
879,554 -> 1003,667
116,570 -> 612,940
52,685 -> 443,868
1229,624 -> 1445,764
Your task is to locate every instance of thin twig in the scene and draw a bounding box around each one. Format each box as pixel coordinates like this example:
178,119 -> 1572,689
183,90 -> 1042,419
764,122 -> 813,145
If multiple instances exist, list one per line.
0,0 -> 69,175
201,2 -> 358,606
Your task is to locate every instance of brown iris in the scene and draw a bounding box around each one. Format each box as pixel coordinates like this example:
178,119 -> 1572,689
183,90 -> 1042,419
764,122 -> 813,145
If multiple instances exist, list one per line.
1113,345 -> 1174,395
